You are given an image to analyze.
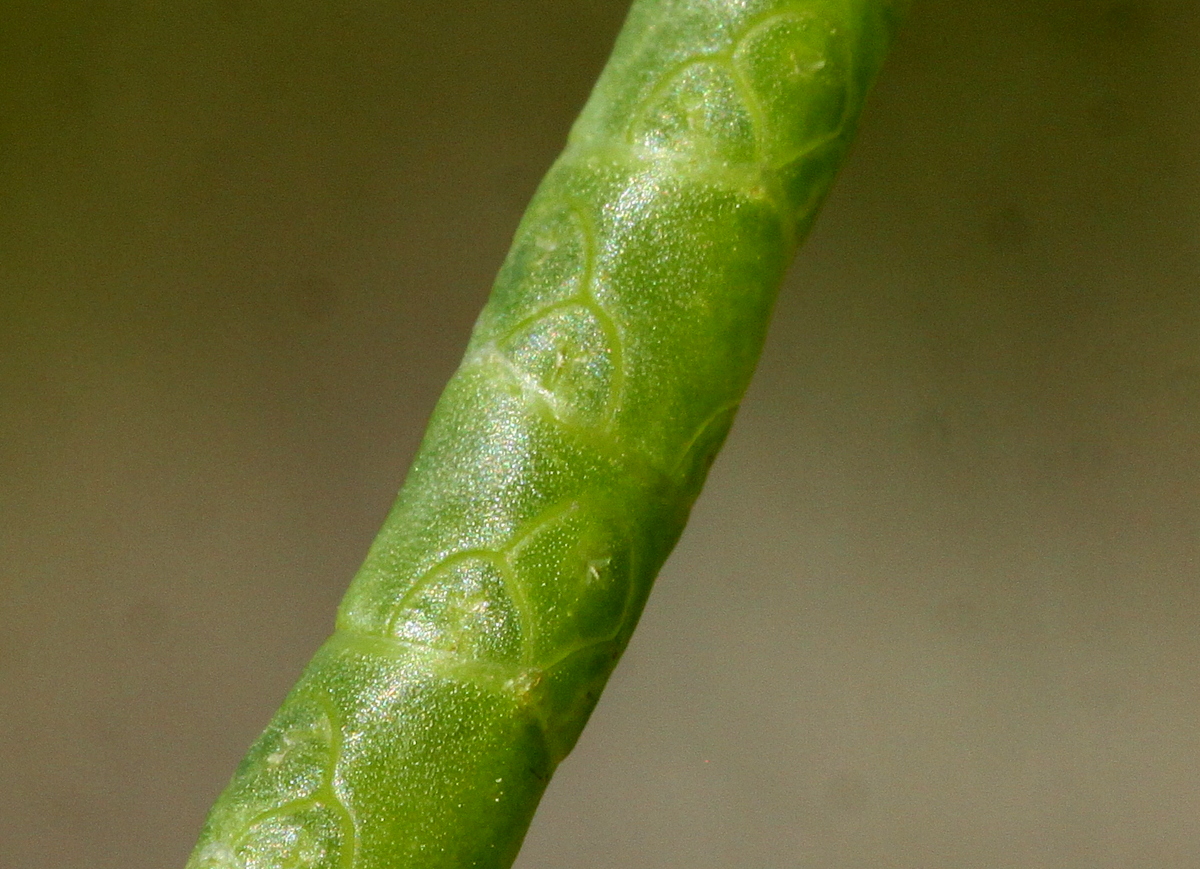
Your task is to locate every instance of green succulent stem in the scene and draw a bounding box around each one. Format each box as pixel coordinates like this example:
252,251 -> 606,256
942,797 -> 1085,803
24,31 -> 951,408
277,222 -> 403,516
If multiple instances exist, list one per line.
186,1 -> 904,867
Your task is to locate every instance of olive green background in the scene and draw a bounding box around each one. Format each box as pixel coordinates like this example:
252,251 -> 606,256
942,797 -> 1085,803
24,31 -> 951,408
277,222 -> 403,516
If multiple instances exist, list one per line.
3,1 -> 1200,866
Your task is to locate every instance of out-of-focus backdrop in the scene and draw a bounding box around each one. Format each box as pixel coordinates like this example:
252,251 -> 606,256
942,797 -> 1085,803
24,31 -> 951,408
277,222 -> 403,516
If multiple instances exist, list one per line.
3,1 -> 1200,866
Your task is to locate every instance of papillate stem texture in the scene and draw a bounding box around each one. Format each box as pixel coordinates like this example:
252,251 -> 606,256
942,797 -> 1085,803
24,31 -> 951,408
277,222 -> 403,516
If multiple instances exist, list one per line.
186,2 -> 904,867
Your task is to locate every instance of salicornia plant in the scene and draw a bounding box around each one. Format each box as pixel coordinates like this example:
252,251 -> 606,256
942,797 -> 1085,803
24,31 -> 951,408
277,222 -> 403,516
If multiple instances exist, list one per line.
185,1 -> 905,866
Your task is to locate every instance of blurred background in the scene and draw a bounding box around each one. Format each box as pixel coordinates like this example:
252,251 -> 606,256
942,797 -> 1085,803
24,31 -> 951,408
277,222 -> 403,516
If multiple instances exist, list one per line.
3,1 -> 1200,866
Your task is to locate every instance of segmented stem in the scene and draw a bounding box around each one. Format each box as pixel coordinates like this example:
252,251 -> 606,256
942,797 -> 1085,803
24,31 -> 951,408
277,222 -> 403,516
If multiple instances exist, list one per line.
186,2 -> 903,867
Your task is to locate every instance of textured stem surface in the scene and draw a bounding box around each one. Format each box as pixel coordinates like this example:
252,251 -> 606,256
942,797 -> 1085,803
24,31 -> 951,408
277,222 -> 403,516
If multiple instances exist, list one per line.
186,2 -> 904,867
